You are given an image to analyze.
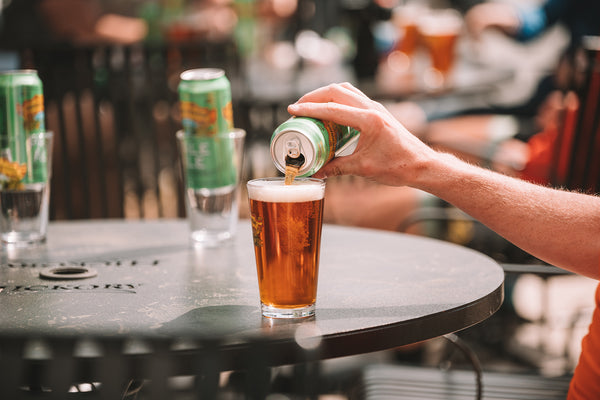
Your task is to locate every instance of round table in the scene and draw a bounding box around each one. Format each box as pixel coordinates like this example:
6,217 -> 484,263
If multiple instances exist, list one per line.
0,219 -> 503,368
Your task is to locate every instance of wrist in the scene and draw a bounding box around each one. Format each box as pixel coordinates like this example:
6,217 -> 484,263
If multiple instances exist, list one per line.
411,151 -> 461,194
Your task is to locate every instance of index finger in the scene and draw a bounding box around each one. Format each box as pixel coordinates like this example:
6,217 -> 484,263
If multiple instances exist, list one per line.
287,100 -> 381,133
294,82 -> 377,111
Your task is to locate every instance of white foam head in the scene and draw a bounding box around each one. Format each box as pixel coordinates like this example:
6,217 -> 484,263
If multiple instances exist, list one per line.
247,178 -> 325,202
418,9 -> 462,36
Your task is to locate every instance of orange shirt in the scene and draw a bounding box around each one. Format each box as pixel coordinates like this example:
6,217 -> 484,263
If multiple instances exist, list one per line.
568,282 -> 600,399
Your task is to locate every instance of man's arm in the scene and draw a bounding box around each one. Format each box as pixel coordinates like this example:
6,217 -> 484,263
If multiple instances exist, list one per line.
288,83 -> 600,279
420,152 -> 600,278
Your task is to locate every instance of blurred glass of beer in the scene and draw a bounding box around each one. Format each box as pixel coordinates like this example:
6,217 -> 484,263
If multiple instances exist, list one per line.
392,2 -> 426,59
247,177 -> 325,318
417,9 -> 463,88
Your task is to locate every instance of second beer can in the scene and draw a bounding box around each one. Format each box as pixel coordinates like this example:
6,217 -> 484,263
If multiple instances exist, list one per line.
178,68 -> 234,137
270,117 -> 360,177
0,70 -> 48,185
177,68 -> 237,189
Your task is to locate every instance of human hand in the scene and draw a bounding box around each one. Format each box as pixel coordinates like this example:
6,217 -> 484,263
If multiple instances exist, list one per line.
464,2 -> 520,40
287,83 -> 437,187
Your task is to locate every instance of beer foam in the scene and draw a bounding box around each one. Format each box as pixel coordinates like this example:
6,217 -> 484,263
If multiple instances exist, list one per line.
248,179 -> 325,202
417,11 -> 462,35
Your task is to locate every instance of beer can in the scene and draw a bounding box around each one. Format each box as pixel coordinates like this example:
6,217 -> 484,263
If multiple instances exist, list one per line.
0,70 -> 47,185
178,69 -> 237,189
178,68 -> 234,137
270,117 -> 360,177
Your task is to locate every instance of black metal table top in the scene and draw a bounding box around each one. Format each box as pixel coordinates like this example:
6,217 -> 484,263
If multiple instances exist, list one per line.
0,219 -> 503,365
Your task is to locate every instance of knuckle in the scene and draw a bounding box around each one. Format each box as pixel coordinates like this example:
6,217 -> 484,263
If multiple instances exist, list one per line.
326,82 -> 343,94
364,109 -> 385,130
325,101 -> 339,113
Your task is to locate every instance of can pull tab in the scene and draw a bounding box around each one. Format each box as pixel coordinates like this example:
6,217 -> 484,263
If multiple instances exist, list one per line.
284,138 -> 305,167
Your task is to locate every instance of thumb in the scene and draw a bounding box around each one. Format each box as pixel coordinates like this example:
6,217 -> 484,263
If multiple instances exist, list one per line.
312,156 -> 356,179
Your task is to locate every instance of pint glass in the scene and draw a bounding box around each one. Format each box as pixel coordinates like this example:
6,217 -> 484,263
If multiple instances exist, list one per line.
247,177 -> 325,318
417,9 -> 462,88
392,3 -> 425,58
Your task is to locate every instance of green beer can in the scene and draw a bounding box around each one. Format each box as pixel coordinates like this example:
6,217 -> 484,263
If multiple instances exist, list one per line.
178,68 -> 233,137
270,117 -> 360,177
0,70 -> 48,185
178,69 -> 236,189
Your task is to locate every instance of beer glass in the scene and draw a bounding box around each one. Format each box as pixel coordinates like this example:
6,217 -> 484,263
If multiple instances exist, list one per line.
417,9 -> 463,88
392,3 -> 425,59
0,131 -> 53,247
247,177 -> 325,318
177,128 -> 245,247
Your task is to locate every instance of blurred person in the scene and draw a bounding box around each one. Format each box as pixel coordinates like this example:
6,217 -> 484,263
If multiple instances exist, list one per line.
422,0 -> 600,179
168,0 -> 238,42
0,0 -> 147,48
466,0 -> 597,49
288,82 -> 600,399
39,0 -> 147,45
341,0 -> 394,79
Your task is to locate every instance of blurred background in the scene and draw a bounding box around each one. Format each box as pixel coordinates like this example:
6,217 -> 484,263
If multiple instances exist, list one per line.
0,0 -> 572,218
0,0 -> 596,396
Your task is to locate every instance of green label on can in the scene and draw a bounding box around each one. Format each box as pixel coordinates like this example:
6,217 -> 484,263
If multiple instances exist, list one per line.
0,70 -> 47,185
20,90 -> 45,134
26,134 -> 49,184
183,136 -> 237,189
178,69 -> 233,136
311,118 -> 358,161
271,117 -> 360,177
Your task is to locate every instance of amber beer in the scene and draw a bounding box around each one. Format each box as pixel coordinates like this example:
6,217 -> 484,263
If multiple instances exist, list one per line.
247,177 -> 325,318
420,31 -> 458,75
417,9 -> 462,86
392,3 -> 425,58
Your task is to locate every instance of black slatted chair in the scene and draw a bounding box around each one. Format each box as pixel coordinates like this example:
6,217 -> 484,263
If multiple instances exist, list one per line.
0,334 -> 323,400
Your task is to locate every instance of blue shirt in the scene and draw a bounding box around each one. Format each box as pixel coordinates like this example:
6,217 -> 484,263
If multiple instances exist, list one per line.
516,0 -> 600,51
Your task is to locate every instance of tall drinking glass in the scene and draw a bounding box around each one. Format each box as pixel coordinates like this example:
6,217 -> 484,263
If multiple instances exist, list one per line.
0,131 -> 53,247
247,177 -> 325,318
417,9 -> 463,89
392,3 -> 425,60
177,128 -> 245,247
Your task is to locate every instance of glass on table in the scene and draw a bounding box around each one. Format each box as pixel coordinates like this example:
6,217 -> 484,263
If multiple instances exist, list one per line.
247,177 -> 325,319
0,131 -> 53,247
417,8 -> 463,89
177,128 -> 246,247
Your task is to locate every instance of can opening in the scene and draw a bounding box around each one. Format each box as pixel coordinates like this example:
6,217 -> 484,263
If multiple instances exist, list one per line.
285,153 -> 305,168
284,137 -> 305,168
285,138 -> 301,157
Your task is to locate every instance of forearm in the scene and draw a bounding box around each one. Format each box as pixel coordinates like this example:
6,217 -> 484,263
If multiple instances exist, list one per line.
287,82 -> 599,279
417,153 -> 600,279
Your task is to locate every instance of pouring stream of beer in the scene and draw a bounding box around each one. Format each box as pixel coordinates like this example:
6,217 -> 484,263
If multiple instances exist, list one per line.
284,154 -> 305,185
